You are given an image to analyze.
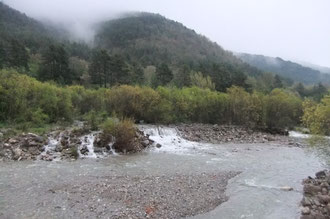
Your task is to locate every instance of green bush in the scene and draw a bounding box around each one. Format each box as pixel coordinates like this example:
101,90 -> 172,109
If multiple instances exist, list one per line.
303,96 -> 330,135
264,89 -> 302,129
101,117 -> 136,152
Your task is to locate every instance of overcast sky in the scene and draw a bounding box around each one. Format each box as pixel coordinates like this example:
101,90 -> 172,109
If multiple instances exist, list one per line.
4,0 -> 330,67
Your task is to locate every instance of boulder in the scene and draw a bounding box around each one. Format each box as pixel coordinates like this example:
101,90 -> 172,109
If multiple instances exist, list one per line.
12,148 -> 22,160
301,207 -> 311,215
80,145 -> 89,155
304,185 -> 321,195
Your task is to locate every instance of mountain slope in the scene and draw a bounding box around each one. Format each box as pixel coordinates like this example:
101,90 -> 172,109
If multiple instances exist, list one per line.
94,13 -> 262,79
237,53 -> 330,84
0,2 -> 61,53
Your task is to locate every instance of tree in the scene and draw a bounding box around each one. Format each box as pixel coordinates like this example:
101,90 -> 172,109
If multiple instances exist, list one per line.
311,83 -> 328,101
273,75 -> 283,88
0,42 -> 6,69
155,63 -> 173,86
129,62 -> 144,85
89,49 -> 111,87
175,64 -> 191,87
38,44 -> 72,84
69,57 -> 89,84
295,83 -> 306,97
8,39 -> 29,70
110,54 -> 130,85
190,71 -> 215,90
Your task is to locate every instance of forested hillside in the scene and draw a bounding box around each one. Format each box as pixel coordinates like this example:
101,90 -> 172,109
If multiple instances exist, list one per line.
94,13 -> 264,91
237,53 -> 330,85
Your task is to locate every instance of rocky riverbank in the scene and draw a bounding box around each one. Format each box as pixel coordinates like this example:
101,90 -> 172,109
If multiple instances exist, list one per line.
0,126 -> 154,161
176,123 -> 302,146
301,170 -> 330,219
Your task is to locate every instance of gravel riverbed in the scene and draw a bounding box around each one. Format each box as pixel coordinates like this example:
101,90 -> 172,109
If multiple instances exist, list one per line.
43,172 -> 239,219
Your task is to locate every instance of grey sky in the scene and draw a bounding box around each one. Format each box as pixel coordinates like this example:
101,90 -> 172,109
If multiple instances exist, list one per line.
4,0 -> 330,67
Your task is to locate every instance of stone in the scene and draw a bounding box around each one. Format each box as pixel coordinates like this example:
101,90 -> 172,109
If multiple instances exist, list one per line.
55,144 -> 63,152
301,207 -> 311,215
322,187 -> 328,195
280,186 -> 293,191
302,197 -> 312,206
156,144 -> 162,148
8,138 -> 18,144
316,171 -> 327,179
12,148 -> 22,160
317,195 -> 330,204
326,203 -> 330,213
304,184 -> 321,195
141,140 -> 150,147
80,146 -> 89,155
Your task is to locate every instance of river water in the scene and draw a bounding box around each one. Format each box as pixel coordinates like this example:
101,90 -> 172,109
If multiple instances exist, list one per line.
0,126 -> 327,219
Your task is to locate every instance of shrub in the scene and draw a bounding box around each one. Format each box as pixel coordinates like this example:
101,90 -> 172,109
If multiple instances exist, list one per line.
84,110 -> 108,131
303,96 -> 330,135
101,117 -> 136,152
264,89 -> 302,129
112,118 -> 136,151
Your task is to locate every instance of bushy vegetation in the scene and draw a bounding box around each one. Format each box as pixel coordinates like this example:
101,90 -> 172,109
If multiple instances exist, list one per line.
0,69 -> 306,132
100,117 -> 136,152
302,96 -> 330,135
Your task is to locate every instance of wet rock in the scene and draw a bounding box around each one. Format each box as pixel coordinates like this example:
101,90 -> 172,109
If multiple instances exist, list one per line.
280,186 -> 293,191
80,145 -> 89,155
55,144 -> 63,152
302,207 -> 311,215
141,140 -> 150,147
8,138 -> 18,144
322,188 -> 328,195
317,195 -> 330,205
302,197 -> 312,206
301,170 -> 330,218
12,148 -> 22,160
0,133 -> 46,161
304,185 -> 321,195
316,171 -> 327,178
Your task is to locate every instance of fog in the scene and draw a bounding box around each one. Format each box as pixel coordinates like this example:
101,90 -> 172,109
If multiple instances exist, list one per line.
4,0 -> 330,67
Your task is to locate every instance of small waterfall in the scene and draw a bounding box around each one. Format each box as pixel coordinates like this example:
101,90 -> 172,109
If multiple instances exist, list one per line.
39,134 -> 62,161
108,142 -> 119,156
139,125 -> 198,154
78,132 -> 99,158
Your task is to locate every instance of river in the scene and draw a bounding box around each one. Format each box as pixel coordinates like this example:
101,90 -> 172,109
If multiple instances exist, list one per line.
0,126 -> 327,219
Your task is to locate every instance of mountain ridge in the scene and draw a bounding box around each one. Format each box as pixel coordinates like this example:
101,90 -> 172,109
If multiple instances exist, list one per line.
236,53 -> 330,85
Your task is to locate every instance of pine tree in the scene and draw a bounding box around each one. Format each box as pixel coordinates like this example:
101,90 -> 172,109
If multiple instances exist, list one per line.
39,44 -> 71,84
0,42 -> 6,69
155,63 -> 173,86
130,62 -> 144,85
89,49 -> 111,87
8,39 -> 29,70
295,83 -> 306,97
110,54 -> 129,85
273,75 -> 283,88
175,64 -> 191,87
